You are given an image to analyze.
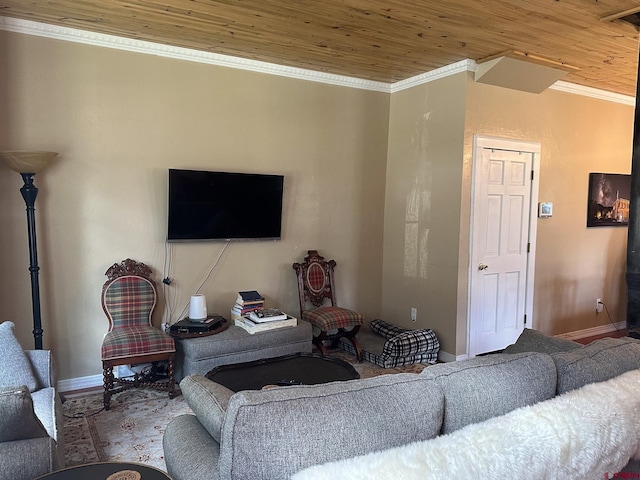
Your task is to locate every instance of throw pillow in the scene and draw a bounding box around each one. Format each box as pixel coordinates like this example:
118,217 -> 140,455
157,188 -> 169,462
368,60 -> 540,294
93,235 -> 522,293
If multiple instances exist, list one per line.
502,328 -> 582,354
0,385 -> 48,442
0,321 -> 39,392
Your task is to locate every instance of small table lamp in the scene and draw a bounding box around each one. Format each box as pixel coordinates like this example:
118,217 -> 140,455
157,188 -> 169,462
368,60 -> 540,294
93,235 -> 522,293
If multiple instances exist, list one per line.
0,150 -> 58,349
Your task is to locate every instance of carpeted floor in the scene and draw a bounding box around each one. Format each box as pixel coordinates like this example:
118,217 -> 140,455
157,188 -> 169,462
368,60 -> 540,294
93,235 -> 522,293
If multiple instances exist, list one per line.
62,350 -> 428,472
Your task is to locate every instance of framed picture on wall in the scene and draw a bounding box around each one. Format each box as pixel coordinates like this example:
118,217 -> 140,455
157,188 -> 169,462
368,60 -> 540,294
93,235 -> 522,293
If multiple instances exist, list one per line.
587,172 -> 631,227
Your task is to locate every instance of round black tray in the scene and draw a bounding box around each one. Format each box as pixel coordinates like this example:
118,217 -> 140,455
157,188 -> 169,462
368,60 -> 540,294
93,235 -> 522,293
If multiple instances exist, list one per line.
205,352 -> 360,391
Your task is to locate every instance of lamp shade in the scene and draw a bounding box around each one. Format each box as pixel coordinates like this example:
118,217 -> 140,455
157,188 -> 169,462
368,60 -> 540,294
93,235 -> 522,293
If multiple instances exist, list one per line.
0,151 -> 58,174
189,294 -> 208,321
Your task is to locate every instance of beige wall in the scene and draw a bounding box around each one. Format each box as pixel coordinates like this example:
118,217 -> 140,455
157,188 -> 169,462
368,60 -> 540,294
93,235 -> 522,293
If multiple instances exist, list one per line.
1,28 -> 634,378
382,72 -> 633,358
0,31 -> 389,381
382,72 -> 467,356
463,80 -> 633,339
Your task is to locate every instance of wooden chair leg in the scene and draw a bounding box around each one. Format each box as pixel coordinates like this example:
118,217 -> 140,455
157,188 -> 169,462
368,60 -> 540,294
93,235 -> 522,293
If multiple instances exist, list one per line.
340,325 -> 363,361
168,355 -> 177,399
103,363 -> 114,410
313,330 -> 330,356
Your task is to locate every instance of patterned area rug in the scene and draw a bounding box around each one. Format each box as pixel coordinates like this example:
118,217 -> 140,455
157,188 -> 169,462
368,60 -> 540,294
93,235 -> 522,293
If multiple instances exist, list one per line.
63,350 -> 428,472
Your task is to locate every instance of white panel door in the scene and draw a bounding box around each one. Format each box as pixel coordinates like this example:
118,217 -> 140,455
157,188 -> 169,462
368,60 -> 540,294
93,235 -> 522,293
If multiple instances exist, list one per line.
469,137 -> 539,356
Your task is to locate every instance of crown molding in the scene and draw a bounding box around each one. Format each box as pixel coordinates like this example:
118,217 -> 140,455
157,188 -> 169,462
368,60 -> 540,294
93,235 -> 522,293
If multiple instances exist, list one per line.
0,16 -> 391,93
0,16 -> 634,104
549,81 -> 635,106
390,59 -> 477,93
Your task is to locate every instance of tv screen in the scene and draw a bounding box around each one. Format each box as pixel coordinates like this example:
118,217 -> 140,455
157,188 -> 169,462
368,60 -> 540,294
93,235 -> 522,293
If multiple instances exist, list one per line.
167,169 -> 284,241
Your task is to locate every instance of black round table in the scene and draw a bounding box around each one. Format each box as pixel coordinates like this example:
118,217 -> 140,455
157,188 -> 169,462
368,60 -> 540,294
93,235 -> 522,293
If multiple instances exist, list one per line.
205,352 -> 360,391
36,462 -> 172,480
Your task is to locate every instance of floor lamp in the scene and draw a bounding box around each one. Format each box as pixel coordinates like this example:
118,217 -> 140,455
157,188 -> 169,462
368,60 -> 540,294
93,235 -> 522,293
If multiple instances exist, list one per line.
0,150 -> 58,349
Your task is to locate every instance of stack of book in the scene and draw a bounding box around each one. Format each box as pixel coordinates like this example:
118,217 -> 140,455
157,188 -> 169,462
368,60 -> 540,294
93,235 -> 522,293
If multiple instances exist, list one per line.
234,308 -> 297,334
230,290 -> 265,321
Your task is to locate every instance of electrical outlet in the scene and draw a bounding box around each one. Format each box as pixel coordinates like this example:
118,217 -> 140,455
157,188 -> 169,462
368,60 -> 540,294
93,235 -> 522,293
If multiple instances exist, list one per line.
411,307 -> 417,322
596,298 -> 603,313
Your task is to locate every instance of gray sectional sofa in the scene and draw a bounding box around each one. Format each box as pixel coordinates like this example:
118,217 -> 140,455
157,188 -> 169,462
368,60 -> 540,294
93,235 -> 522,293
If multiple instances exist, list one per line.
163,329 -> 640,480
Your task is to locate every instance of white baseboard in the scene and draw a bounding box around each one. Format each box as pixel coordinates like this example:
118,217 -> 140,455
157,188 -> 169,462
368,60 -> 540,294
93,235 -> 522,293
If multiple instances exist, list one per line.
57,366 -> 138,393
58,374 -> 103,393
438,351 -> 468,362
554,321 -> 626,341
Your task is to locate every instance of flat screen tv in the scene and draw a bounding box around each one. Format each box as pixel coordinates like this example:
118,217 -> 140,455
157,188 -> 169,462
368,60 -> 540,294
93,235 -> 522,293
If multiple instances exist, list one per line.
167,169 -> 284,241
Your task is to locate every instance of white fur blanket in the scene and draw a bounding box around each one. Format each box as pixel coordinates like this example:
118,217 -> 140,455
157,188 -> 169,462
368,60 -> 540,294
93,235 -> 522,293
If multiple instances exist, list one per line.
292,369 -> 640,480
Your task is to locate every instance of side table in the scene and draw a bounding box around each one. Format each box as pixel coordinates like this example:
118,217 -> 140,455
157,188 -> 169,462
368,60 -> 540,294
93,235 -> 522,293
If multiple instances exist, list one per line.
35,462 -> 172,480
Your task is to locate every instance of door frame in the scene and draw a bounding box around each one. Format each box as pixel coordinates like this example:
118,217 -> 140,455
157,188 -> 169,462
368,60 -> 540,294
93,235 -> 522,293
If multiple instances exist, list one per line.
467,135 -> 541,357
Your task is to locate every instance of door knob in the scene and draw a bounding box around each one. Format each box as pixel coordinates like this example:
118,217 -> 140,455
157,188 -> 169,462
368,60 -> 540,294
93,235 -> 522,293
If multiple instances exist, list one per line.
478,263 -> 488,270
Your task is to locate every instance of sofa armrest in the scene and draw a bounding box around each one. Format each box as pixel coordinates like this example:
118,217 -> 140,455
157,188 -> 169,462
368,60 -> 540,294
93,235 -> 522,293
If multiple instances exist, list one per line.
164,414 -> 221,480
180,375 -> 234,443
24,350 -> 55,389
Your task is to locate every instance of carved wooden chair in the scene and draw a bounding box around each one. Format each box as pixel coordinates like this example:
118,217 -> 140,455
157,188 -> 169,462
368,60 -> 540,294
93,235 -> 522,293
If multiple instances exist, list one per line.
100,258 -> 176,410
293,250 -> 364,360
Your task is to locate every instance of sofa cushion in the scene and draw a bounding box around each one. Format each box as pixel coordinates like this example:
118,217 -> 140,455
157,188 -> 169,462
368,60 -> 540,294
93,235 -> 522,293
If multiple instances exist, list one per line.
552,337 -> 640,394
218,373 -> 444,480
420,352 -> 557,434
291,368 -> 640,480
0,321 -> 38,392
502,328 -> 582,354
0,386 -> 48,442
180,374 -> 234,443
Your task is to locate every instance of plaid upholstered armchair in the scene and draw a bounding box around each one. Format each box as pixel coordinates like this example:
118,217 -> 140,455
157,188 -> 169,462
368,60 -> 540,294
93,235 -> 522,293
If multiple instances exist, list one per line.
293,250 -> 364,360
100,259 -> 176,410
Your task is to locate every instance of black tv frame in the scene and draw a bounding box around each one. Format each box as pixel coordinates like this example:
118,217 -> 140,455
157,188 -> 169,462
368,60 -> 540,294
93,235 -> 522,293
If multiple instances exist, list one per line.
167,168 -> 284,242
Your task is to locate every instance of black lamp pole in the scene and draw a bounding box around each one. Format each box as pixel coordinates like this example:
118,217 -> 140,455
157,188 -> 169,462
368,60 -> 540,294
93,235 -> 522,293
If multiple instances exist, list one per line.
19,172 -> 44,349
1,150 -> 57,350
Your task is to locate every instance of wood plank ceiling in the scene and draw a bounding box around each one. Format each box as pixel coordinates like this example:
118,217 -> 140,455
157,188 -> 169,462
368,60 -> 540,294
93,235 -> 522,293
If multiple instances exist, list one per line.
1,0 -> 640,96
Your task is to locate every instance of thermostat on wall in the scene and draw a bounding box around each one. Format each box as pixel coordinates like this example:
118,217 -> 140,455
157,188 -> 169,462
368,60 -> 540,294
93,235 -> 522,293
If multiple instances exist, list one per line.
538,202 -> 553,218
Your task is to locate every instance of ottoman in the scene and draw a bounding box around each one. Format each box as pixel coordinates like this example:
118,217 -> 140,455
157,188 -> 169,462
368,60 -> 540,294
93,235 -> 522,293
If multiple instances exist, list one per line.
174,320 -> 312,380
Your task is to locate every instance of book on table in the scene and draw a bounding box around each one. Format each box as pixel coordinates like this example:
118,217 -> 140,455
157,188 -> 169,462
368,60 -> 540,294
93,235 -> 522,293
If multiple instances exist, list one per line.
248,308 -> 288,323
234,314 -> 297,334
237,290 -> 264,304
231,303 -> 264,315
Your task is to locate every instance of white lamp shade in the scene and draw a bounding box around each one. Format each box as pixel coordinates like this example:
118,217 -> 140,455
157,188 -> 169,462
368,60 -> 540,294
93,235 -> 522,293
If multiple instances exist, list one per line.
189,294 -> 207,321
0,151 -> 58,173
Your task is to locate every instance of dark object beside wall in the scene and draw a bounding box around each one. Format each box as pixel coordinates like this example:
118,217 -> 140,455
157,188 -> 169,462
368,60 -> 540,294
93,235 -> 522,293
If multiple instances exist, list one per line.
205,352 -> 359,392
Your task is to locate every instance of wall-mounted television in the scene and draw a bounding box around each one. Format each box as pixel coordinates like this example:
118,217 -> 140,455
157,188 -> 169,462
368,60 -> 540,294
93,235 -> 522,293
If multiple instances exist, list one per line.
167,169 -> 284,241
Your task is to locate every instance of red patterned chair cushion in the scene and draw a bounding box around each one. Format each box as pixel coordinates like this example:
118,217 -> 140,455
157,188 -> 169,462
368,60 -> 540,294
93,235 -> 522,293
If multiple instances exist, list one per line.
102,326 -> 175,360
302,306 -> 364,331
